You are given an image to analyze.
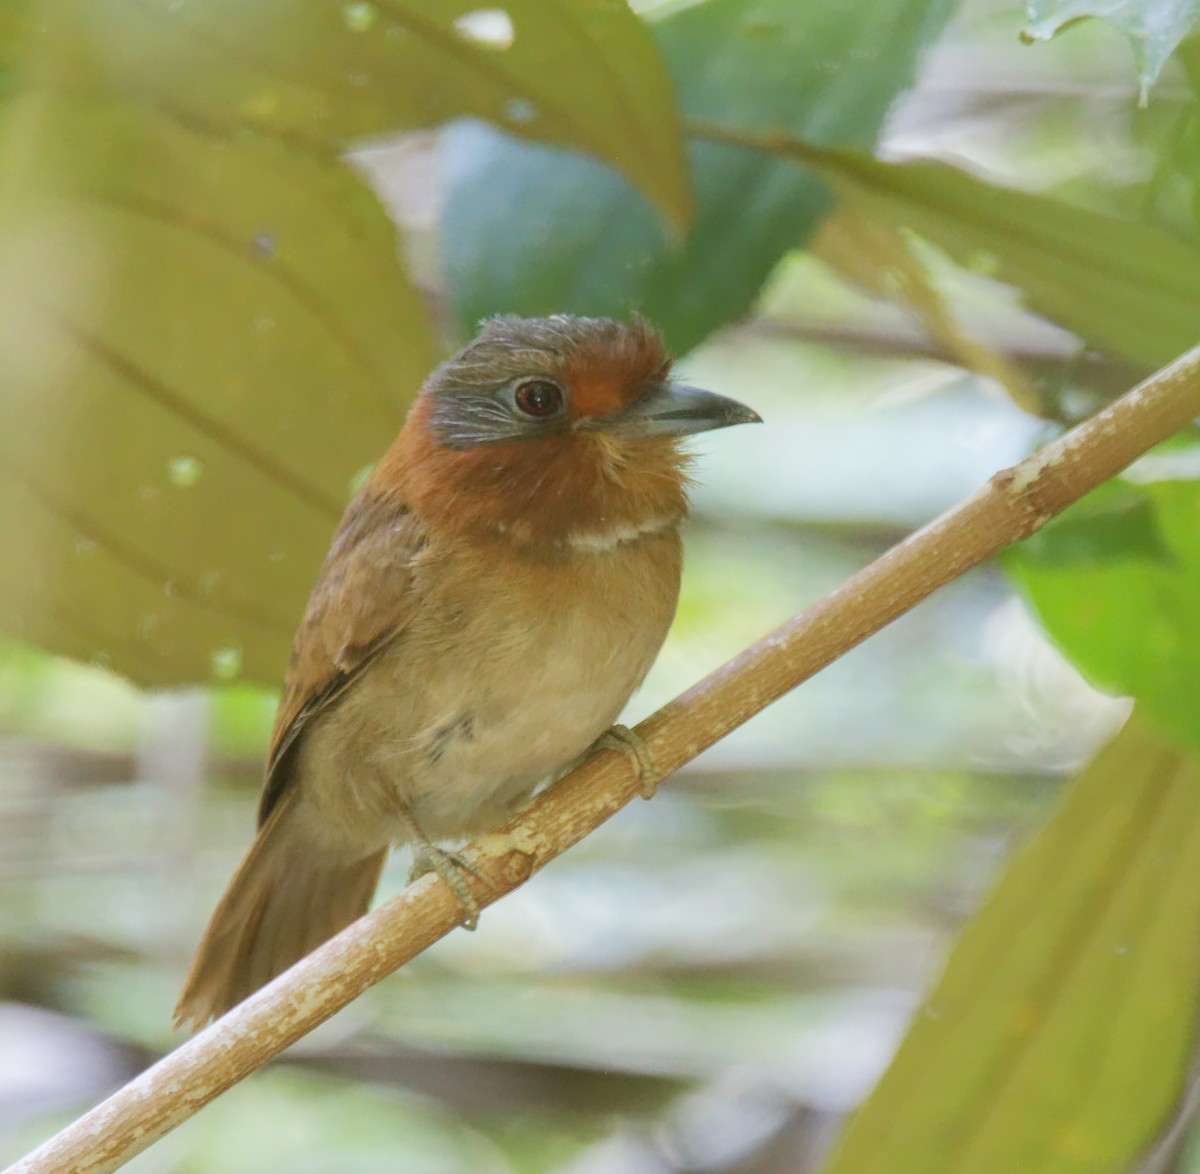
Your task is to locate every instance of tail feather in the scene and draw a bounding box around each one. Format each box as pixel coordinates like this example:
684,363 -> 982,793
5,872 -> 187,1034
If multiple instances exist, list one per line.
174,792 -> 387,1030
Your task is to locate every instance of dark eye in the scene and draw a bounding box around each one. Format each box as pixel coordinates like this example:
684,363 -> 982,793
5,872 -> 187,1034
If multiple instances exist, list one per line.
514,380 -> 564,418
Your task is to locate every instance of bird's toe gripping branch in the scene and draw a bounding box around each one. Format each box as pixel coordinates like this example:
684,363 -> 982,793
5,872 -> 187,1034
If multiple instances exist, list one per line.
398,805 -> 493,930
595,724 -> 661,799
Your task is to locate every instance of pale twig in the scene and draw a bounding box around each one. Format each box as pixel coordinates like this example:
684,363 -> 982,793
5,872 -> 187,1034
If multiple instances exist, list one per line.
10,344 -> 1200,1174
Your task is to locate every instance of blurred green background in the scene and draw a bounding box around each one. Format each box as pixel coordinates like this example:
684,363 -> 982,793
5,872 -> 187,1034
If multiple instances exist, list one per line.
4,0 -> 1200,1170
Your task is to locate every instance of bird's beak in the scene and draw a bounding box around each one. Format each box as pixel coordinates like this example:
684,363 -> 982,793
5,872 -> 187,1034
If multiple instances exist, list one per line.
609,381 -> 762,439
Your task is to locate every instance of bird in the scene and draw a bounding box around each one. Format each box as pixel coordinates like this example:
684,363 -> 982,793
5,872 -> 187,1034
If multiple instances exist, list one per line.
174,314 -> 760,1029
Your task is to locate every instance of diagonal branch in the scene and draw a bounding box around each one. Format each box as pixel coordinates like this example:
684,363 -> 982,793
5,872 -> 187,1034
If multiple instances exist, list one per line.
11,344 -> 1200,1174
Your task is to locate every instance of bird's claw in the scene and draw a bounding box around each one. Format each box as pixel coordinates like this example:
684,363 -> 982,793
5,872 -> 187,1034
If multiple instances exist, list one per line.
596,723 -> 660,799
397,801 -> 493,930
408,846 -> 487,930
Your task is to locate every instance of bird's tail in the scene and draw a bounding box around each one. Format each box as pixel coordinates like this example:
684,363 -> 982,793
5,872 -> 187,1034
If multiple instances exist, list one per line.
174,791 -> 388,1030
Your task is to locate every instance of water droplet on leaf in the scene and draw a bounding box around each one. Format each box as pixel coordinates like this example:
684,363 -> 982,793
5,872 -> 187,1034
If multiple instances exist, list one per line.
211,645 -> 243,681
453,9 -> 515,49
167,455 -> 203,488
504,97 -> 537,125
343,1 -> 376,32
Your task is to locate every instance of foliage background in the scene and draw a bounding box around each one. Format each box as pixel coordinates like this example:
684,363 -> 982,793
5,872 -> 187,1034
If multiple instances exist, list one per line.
3,0 -> 1200,1170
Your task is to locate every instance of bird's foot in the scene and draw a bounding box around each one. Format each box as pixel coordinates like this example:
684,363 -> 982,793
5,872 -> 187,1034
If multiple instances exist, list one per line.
595,723 -> 661,799
397,804 -> 490,930
407,846 -> 487,930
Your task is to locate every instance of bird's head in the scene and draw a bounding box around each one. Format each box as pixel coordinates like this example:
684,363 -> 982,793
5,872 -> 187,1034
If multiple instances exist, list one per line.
381,315 -> 760,554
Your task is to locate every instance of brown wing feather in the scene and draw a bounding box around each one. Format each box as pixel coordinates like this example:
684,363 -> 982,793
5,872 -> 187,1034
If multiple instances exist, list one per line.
259,488 -> 427,825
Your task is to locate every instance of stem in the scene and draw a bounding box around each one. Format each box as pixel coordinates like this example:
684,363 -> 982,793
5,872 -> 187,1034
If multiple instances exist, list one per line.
11,346 -> 1200,1174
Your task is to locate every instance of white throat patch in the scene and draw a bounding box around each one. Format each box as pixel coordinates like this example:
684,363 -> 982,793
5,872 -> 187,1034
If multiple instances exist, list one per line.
563,514 -> 681,554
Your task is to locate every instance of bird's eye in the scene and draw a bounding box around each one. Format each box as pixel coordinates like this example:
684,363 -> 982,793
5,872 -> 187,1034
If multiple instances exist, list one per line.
514,380 -> 564,418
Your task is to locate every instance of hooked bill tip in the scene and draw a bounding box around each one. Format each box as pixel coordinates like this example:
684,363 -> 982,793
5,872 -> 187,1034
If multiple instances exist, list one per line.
618,382 -> 761,438
730,403 -> 763,426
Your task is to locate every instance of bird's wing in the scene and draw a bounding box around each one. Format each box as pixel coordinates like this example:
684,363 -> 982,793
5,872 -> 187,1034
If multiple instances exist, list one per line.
258,489 -> 427,825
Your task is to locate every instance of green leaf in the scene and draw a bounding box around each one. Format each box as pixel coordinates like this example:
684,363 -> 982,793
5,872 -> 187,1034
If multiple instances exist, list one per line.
732,136 -> 1200,370
1009,475 -> 1200,750
442,0 -> 953,353
3,0 -> 690,229
810,207 -> 1041,412
822,713 -> 1200,1174
1016,481 -> 1172,566
0,90 -> 438,687
0,1 -> 693,687
1024,0 -> 1199,102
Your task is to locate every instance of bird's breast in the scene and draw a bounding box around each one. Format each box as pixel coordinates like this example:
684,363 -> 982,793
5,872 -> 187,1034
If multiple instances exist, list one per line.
299,527 -> 683,844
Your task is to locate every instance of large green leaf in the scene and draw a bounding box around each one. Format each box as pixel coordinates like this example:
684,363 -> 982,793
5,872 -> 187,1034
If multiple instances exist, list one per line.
822,713 -> 1200,1174
0,0 -> 693,688
0,90 -> 436,687
707,134 -> 1200,370
442,0 -> 952,353
1009,474 -> 1200,750
3,0 -> 690,228
1024,0 -> 1198,101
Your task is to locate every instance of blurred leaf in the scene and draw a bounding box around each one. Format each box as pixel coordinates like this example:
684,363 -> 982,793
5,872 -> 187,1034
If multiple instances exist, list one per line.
1023,0 -> 1198,102
0,0 -> 693,688
443,0 -> 952,353
713,132 -> 1200,370
0,90 -> 438,687
823,713 -> 1200,1174
811,208 -> 1041,412
1017,480 -> 1172,565
1008,476 -> 1200,749
3,0 -> 690,228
